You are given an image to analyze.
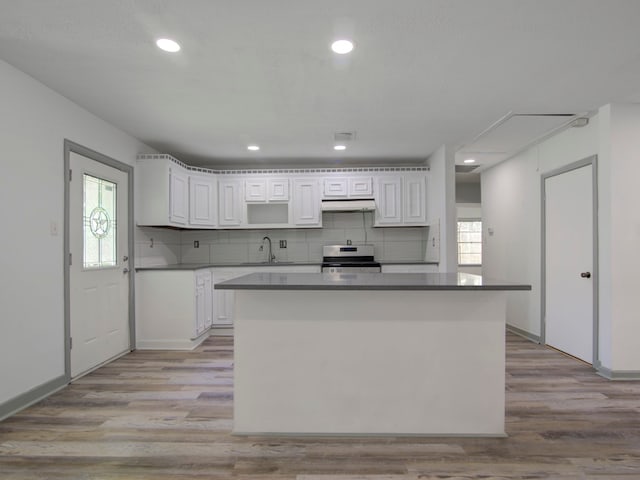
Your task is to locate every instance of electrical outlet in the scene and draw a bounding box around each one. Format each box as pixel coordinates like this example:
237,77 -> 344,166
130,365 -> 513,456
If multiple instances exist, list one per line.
279,240 -> 287,248
194,241 -> 199,248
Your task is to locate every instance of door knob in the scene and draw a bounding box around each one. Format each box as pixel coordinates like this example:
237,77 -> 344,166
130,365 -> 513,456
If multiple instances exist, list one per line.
123,267 -> 130,274
580,272 -> 591,278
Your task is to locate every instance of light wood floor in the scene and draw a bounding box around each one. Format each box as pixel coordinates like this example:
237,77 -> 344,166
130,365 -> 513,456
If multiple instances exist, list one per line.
1,332 -> 639,479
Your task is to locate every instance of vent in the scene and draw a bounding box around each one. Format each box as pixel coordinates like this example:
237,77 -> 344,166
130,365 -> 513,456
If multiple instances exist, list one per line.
456,164 -> 480,173
334,131 -> 357,142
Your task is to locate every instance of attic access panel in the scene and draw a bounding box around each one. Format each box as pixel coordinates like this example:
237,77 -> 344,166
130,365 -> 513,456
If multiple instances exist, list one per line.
459,113 -> 577,156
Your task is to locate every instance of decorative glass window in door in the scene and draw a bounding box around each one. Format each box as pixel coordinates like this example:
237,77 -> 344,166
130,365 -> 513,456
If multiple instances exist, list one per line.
83,174 -> 117,268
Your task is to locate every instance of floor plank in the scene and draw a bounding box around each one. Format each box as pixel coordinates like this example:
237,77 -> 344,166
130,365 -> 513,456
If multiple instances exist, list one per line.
1,333 -> 639,479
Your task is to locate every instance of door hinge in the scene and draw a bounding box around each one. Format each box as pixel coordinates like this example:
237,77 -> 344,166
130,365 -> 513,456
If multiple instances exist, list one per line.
69,253 -> 72,266
69,337 -> 73,349
69,169 -> 72,181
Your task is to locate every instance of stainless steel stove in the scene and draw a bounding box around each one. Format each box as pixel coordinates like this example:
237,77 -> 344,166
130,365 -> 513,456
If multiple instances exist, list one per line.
321,244 -> 381,273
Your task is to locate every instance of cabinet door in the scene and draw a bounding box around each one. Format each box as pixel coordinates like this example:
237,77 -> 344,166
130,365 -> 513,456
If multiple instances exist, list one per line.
215,290 -> 234,326
218,179 -> 244,226
169,167 -> 189,225
268,179 -> 290,202
195,275 -> 206,337
323,178 -> 348,198
293,179 -> 321,226
245,179 -> 267,202
403,174 -> 427,225
375,176 -> 402,225
189,175 -> 217,227
195,271 -> 213,335
204,273 -> 213,329
349,176 -> 373,197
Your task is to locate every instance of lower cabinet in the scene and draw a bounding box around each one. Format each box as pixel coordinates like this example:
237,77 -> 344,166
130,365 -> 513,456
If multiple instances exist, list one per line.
211,265 -> 321,328
136,265 -> 324,348
211,268 -> 243,328
136,269 -> 213,350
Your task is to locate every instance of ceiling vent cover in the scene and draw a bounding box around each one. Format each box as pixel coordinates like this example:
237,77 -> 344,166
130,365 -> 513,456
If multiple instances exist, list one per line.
456,164 -> 480,173
334,131 -> 357,142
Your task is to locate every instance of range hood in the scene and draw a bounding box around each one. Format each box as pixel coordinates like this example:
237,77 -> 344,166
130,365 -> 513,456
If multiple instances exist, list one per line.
321,199 -> 376,212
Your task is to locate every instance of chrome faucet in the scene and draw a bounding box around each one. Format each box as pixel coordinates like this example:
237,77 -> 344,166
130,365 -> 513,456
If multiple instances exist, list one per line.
262,236 -> 275,263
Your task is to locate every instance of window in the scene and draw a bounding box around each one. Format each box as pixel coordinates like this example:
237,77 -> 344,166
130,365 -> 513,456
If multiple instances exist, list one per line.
457,219 -> 482,265
83,174 -> 117,268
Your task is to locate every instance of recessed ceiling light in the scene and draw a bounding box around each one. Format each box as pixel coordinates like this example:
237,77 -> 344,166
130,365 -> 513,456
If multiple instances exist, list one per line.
463,158 -> 476,164
247,145 -> 260,151
334,145 -> 347,151
156,38 -> 181,53
331,39 -> 354,54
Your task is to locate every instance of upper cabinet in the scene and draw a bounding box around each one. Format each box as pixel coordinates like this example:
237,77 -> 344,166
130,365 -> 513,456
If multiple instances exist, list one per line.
137,156 -> 218,228
293,178 -> 321,226
375,176 -> 403,225
245,178 -> 290,203
218,178 -> 244,227
169,166 -> 189,225
374,173 -> 428,227
137,155 -> 428,230
137,156 -> 191,227
322,176 -> 373,199
189,174 -> 217,227
403,174 -> 427,225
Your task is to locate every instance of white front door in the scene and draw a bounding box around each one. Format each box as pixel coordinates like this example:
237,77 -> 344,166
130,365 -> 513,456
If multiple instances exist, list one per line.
544,163 -> 594,363
69,152 -> 130,377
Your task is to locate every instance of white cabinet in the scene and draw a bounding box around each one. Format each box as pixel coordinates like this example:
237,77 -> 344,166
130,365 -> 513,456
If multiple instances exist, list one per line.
403,174 -> 427,225
349,176 -> 373,197
218,178 -> 244,226
245,179 -> 267,202
137,156 -> 217,228
135,269 -> 213,350
268,179 -> 290,202
323,178 -> 348,198
245,178 -> 290,203
189,174 -> 217,227
323,176 -> 373,199
374,173 -> 427,226
136,156 -> 193,227
375,176 -> 403,225
195,270 -> 213,335
169,167 -> 189,225
293,178 -> 321,226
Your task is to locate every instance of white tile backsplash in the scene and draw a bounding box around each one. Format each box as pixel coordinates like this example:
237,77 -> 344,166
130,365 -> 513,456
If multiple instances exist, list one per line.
134,215 -> 430,266
135,227 -> 181,267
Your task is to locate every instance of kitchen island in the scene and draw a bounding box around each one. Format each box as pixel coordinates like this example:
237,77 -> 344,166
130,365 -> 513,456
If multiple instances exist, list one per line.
216,272 -> 530,437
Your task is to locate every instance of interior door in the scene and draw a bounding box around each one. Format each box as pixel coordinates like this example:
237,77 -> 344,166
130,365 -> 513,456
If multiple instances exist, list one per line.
69,151 -> 130,377
544,163 -> 594,363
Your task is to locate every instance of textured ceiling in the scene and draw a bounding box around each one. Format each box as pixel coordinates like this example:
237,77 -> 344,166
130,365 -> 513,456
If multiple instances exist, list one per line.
1,0 -> 640,170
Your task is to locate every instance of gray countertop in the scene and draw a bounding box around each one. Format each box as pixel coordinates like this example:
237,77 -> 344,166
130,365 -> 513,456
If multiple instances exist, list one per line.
135,261 -> 439,271
215,272 -> 531,291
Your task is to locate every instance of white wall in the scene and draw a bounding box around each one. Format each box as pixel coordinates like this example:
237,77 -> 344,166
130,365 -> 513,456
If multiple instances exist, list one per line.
598,104 -> 640,371
482,117 -> 599,339
0,58 -> 153,406
483,106 -> 640,374
427,145 -> 457,271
